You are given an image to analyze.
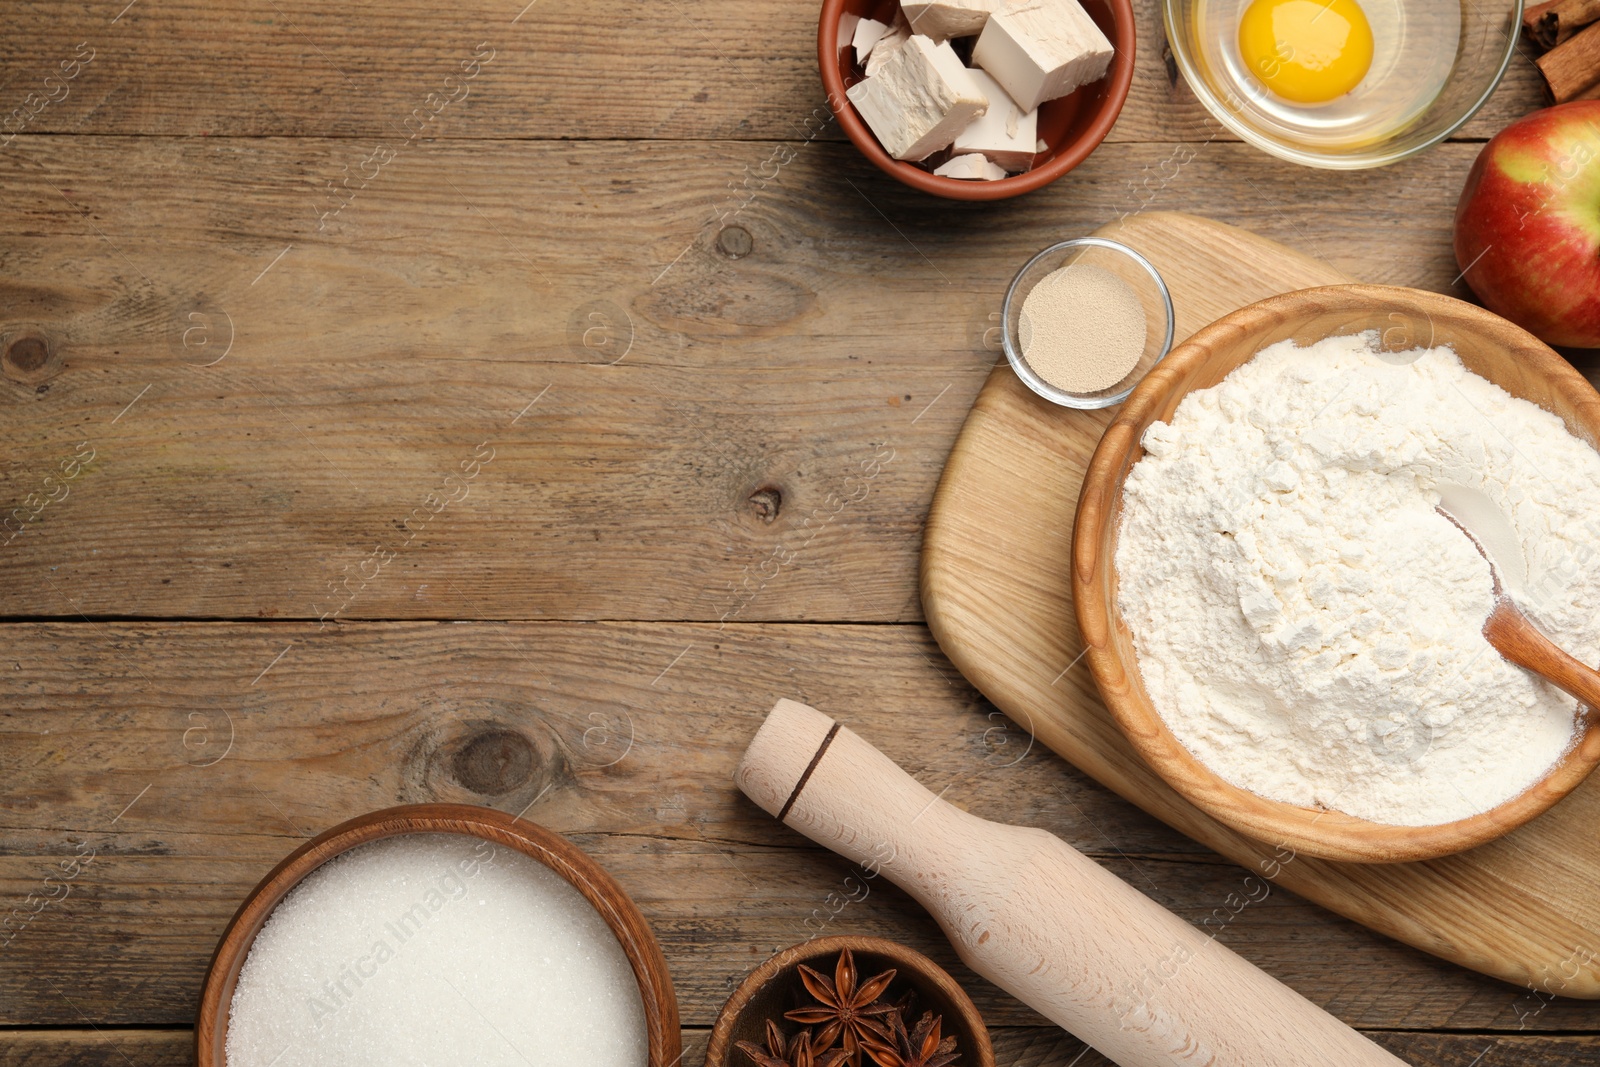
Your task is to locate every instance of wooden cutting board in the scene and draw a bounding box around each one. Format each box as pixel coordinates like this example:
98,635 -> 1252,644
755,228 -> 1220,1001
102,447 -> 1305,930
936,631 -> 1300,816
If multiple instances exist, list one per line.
921,211 -> 1600,997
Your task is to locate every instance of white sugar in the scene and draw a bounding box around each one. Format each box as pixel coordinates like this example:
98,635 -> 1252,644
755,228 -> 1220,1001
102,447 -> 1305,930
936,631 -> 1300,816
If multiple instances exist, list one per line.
226,834 -> 650,1067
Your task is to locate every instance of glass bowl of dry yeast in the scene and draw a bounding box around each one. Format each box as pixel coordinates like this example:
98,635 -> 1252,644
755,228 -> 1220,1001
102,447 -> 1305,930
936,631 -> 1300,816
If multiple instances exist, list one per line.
1003,237 -> 1175,409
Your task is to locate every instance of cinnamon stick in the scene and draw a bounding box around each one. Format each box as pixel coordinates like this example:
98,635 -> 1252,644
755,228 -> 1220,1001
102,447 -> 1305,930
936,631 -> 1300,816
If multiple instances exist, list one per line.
1525,0 -> 1563,38
1531,0 -> 1600,49
1536,19 -> 1600,102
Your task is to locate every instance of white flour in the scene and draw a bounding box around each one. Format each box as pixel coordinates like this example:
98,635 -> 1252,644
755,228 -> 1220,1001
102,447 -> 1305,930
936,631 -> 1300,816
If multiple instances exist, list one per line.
1115,332 -> 1600,826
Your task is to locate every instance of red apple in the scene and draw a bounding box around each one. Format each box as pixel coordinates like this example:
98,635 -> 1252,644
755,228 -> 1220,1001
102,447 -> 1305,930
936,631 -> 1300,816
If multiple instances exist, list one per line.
1454,101 -> 1600,349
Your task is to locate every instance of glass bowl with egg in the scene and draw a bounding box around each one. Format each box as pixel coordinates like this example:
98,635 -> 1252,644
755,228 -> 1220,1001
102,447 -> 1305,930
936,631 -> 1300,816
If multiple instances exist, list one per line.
1164,0 -> 1521,168
1002,237 -> 1175,408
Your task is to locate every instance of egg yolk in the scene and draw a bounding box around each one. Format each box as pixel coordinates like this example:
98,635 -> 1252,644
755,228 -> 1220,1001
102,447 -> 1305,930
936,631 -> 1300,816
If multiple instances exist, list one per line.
1238,0 -> 1374,104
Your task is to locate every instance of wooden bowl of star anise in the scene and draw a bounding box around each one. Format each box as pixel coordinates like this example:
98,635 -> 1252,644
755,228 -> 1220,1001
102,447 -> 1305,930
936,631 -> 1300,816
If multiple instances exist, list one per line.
705,936 -> 993,1067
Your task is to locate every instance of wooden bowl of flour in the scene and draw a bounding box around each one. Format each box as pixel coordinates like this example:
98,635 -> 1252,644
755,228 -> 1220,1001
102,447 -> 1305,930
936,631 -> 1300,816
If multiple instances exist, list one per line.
1073,284 -> 1600,864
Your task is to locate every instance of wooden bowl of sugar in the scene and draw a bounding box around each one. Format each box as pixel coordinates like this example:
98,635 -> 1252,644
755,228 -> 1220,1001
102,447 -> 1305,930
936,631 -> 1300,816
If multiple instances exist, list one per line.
196,803 -> 680,1067
1074,284 -> 1600,864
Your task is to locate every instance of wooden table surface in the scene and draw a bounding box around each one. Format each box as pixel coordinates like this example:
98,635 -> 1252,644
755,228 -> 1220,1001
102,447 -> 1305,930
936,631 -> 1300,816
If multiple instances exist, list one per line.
3,3 -> 1598,1065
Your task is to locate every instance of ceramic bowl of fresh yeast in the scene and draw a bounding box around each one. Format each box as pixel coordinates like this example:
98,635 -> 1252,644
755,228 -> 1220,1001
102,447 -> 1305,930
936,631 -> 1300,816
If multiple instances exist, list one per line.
197,804 -> 680,1067
1074,284 -> 1600,863
819,0 -> 1135,198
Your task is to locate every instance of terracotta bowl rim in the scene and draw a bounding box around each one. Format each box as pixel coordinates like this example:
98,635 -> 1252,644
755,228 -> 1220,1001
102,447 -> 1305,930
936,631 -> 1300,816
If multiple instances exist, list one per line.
1072,283 -> 1600,863
816,0 -> 1136,200
703,934 -> 995,1067
194,802 -> 681,1066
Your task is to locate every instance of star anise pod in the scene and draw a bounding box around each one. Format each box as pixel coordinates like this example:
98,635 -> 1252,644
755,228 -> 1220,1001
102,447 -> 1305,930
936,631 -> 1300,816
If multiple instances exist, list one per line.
737,1020 -> 850,1067
860,1009 -> 960,1067
785,949 -> 898,1065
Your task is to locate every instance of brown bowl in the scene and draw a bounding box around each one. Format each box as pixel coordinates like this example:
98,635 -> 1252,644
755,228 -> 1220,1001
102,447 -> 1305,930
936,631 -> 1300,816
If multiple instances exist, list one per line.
1074,284 -> 1600,864
818,0 -> 1134,200
195,803 -> 681,1065
705,935 -> 994,1067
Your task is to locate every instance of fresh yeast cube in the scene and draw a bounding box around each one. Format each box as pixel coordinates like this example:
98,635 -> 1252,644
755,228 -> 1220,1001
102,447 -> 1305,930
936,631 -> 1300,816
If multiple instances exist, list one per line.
865,12 -> 913,75
952,67 -> 1038,170
852,17 -> 890,63
846,36 -> 989,161
901,0 -> 1006,41
934,153 -> 1009,179
972,0 -> 1113,112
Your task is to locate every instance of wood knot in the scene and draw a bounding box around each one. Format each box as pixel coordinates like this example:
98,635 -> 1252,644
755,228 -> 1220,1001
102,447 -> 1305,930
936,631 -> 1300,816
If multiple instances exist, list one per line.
451,729 -> 536,795
716,225 -> 753,259
2,332 -> 61,385
635,263 -> 816,339
1160,41 -> 1177,86
398,709 -> 567,809
748,485 -> 782,523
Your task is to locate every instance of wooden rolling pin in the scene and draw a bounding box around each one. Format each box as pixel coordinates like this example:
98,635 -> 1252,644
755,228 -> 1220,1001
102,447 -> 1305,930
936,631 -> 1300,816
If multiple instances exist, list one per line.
736,700 -> 1409,1067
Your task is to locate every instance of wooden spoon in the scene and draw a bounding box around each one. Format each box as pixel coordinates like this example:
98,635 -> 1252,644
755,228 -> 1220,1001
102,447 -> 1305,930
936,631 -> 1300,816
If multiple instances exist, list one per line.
1483,601 -> 1600,712
1437,484 -> 1600,711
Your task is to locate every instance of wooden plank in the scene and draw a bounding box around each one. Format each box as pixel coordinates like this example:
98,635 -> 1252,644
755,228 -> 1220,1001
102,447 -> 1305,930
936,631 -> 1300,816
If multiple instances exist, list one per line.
1049,1031 -> 1600,1066
3,621 -> 1600,1032
0,0 -> 1546,144
0,1 -> 1574,1062
0,1031 -> 195,1067
2,136 -> 1570,622
0,1028 -> 1598,1067
1,1028 -> 1598,1067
